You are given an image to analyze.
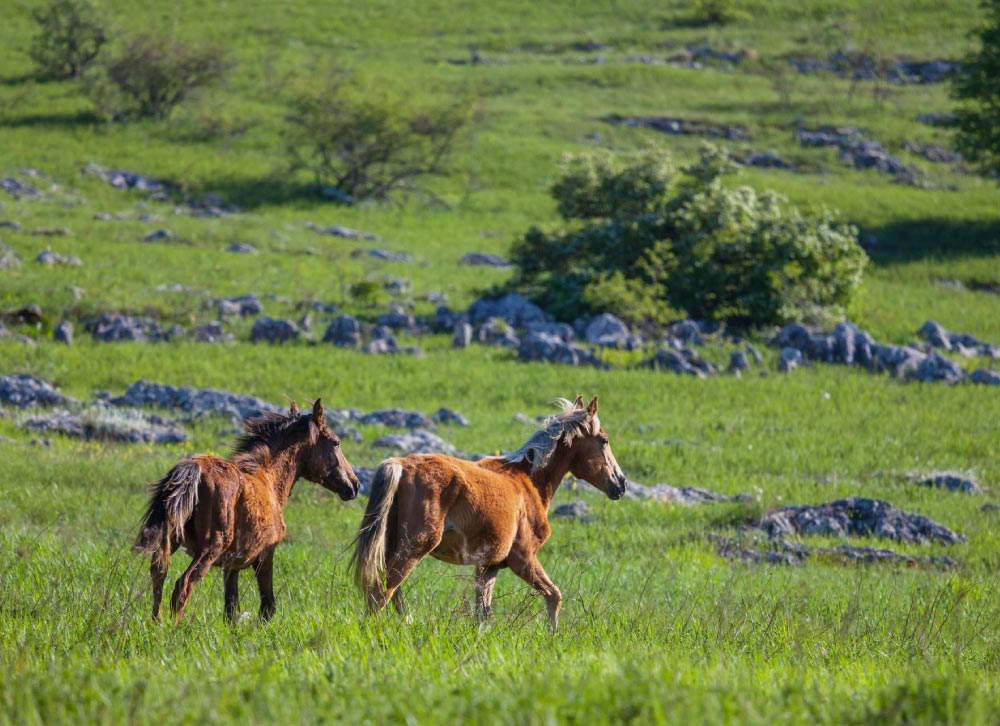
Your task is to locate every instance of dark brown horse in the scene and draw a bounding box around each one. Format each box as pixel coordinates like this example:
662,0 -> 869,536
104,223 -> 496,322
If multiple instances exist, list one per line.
134,399 -> 360,623
351,395 -> 626,629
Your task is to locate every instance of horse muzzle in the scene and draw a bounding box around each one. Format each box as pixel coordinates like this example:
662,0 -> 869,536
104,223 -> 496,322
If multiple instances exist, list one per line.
606,474 -> 629,500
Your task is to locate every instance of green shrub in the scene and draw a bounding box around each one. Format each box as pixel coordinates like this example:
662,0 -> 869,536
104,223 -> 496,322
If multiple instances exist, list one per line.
29,0 -> 108,79
508,146 -> 867,328
91,34 -> 231,120
284,71 -> 473,202
953,0 -> 1000,177
691,0 -> 751,25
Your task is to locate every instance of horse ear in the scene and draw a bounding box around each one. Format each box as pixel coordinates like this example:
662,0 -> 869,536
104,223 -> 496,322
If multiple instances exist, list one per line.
587,396 -> 599,417
288,400 -> 300,417
312,398 -> 325,426
573,395 -> 584,409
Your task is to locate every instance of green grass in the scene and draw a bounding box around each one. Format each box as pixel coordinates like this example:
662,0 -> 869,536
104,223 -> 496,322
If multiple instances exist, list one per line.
3,0 -> 1000,723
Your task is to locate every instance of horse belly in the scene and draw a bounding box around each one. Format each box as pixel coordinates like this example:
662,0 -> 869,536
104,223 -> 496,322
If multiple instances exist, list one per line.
430,514 -> 504,566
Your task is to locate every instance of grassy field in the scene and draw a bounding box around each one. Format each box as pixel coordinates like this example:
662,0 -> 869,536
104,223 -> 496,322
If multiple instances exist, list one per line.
3,0 -> 1000,723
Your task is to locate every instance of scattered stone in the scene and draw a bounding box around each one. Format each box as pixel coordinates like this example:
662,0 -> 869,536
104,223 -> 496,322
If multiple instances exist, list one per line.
904,140 -> 961,163
452,321 -> 473,348
362,333 -> 422,357
192,321 -> 234,344
552,500 -> 592,522
83,164 -> 167,192
0,374 -> 74,408
518,331 -> 605,368
35,250 -> 82,266
359,248 -> 410,262
383,278 -> 409,296
736,151 -> 796,170
970,369 -> 1000,386
746,343 -> 763,364
584,313 -> 630,347
307,223 -> 382,241
298,312 -> 313,332
226,242 -> 257,254
323,315 -> 362,348
111,380 -> 280,420
916,320 -> 983,352
910,471 -> 981,494
354,466 -> 377,496
23,405 -> 189,444
714,535 -> 956,568
377,305 -> 416,331
0,220 -> 22,230
477,317 -> 520,347
627,481 -> 744,504
215,293 -> 262,317
0,244 -> 21,269
981,503 -> 1000,513
143,229 -> 174,243
758,497 -> 962,545
0,324 -> 34,344
0,177 -> 43,199
789,52 -> 960,85
916,112 -> 956,126
602,114 -> 749,140
728,350 -> 750,374
30,227 -> 70,237
526,322 -> 575,342
432,407 -> 469,427
468,293 -> 548,328
360,409 -> 434,429
372,429 -> 458,456
778,347 -> 803,372
908,352 -> 965,384
459,252 -> 512,267
250,317 -> 299,344
85,313 -> 173,342
643,347 -> 714,377
53,321 -> 73,345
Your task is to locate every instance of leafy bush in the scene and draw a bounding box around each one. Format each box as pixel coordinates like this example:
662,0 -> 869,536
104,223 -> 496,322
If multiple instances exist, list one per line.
953,0 -> 1000,177
91,34 -> 231,120
691,0 -> 751,25
284,72 -> 473,202
508,146 -> 867,328
29,0 -> 108,79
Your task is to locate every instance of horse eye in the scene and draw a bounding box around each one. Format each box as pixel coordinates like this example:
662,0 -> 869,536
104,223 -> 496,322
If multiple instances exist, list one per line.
333,440 -> 341,448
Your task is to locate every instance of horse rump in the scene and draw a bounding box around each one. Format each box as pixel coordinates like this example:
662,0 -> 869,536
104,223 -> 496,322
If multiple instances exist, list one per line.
133,459 -> 201,563
350,459 -> 403,592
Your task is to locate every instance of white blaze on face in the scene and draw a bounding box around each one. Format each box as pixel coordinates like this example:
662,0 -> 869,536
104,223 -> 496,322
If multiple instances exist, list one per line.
593,415 -> 625,482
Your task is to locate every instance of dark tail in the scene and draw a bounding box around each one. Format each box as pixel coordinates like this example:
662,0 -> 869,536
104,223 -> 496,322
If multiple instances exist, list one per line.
133,459 -> 201,565
349,459 -> 403,593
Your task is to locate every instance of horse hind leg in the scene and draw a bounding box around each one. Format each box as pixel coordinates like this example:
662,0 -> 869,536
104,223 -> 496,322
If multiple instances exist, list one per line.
368,523 -> 443,617
224,569 -> 240,623
474,565 -> 501,620
150,539 -> 179,622
170,501 -> 235,622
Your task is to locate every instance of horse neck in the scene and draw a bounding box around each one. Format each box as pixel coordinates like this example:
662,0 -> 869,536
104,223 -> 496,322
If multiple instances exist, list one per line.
529,443 -> 574,510
262,441 -> 308,506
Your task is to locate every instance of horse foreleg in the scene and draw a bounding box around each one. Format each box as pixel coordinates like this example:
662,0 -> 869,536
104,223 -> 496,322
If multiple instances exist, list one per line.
509,552 -> 562,631
474,565 -> 501,620
150,553 -> 169,622
253,546 -> 277,621
224,569 -> 240,623
370,528 -> 442,617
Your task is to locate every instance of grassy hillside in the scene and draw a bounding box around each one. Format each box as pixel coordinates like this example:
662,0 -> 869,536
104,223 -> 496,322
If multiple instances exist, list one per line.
2,0 -> 1000,723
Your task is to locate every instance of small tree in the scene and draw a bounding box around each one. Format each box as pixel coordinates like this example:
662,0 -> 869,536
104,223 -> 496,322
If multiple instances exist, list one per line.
92,34 -> 231,120
509,146 -> 867,328
953,0 -> 1000,177
29,0 -> 108,79
284,73 -> 473,202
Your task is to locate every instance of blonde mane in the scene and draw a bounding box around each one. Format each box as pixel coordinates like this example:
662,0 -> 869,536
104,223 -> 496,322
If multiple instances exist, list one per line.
505,398 -> 599,474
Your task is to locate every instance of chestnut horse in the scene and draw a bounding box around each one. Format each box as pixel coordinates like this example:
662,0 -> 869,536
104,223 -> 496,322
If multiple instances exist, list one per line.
351,395 -> 627,629
134,399 -> 361,623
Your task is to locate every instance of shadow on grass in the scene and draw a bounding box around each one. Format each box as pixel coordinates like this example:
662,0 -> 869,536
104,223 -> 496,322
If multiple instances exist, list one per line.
186,174 -> 334,210
868,217 -> 1000,264
0,111 -> 101,129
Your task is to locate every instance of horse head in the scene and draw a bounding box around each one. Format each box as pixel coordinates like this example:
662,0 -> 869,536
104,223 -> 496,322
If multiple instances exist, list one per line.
566,395 -> 628,500
300,399 -> 361,500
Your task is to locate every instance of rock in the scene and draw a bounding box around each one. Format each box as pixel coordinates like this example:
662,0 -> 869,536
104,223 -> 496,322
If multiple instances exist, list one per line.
758,497 -> 962,545
226,242 -> 257,254
250,317 -> 299,344
23,405 -> 189,444
746,343 -> 763,364
904,140 -> 962,163
377,305 -> 416,331
143,229 -> 174,243
584,313 -> 630,347
373,429 -> 458,456
916,112 -> 957,126
323,315 -> 362,347
970,369 -> 1000,386
360,409 -> 434,429
85,313 -> 171,342
0,374 -> 74,408
83,164 -> 167,192
627,481 -> 743,504
643,347 -> 713,377
0,244 -> 21,269
112,380 -> 280,420
907,352 -> 965,384
53,321 -> 73,345
771,323 -> 811,350
452,321 -> 473,348
362,334 -> 422,357
192,321 -> 234,343
778,347 -> 803,372
0,323 -> 34,344
432,407 -> 469,427
552,500 -> 592,522
911,471 -> 981,494
832,322 -> 875,366
518,331 -> 605,368
363,249 -> 411,262
872,344 -> 927,377
525,322 -> 575,342
666,320 -> 704,345
738,151 -> 795,170
467,293 -> 548,328
728,350 -> 750,373
477,317 -> 520,347
0,221 -> 22,230
35,250 -> 82,266
215,293 -> 262,317
459,252 -> 512,267
917,320 -> 953,350
839,140 -> 908,175
354,466 -> 377,496
981,503 -> 1000,513
307,223 -> 381,241
601,114 -> 749,140
714,535 -> 956,568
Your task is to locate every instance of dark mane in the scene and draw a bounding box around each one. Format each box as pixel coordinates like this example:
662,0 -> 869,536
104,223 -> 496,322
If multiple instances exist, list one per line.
230,411 -> 310,464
